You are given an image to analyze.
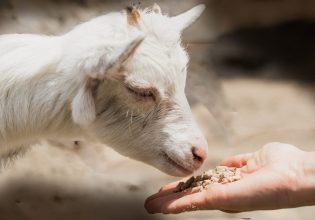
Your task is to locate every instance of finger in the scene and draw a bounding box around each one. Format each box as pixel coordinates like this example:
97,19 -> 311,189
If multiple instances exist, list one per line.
145,187 -> 177,205
145,190 -> 195,214
241,158 -> 260,174
163,189 -> 212,213
145,179 -> 188,205
159,180 -> 184,192
221,153 -> 253,167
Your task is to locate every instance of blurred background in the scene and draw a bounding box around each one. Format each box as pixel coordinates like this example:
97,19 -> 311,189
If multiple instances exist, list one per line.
1,0 -> 315,219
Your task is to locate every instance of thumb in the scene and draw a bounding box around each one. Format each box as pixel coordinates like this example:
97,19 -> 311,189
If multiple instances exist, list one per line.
221,153 -> 253,167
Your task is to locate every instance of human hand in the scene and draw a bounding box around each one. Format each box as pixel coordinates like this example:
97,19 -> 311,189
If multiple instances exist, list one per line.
145,142 -> 315,214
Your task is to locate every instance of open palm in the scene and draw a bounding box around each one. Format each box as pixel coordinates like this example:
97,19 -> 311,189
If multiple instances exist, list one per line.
145,143 -> 314,214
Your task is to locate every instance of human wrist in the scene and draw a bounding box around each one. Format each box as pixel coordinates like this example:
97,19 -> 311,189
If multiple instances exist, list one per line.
301,151 -> 315,187
289,151 -> 315,207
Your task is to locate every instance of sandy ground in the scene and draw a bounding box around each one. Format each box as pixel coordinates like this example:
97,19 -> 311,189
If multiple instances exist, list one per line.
1,1 -> 315,219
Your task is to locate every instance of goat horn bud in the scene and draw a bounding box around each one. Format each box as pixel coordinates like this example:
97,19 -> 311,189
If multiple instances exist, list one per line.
126,6 -> 140,26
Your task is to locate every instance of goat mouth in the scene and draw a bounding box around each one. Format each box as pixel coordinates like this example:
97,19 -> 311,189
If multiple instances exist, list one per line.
162,152 -> 193,175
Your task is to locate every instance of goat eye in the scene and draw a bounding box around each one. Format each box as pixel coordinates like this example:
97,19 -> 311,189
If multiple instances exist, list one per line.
126,86 -> 155,101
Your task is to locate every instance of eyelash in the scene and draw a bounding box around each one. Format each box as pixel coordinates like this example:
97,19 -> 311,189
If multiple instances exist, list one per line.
126,86 -> 155,101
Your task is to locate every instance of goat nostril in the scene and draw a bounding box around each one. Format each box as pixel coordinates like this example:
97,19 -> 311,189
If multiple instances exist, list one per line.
191,146 -> 206,163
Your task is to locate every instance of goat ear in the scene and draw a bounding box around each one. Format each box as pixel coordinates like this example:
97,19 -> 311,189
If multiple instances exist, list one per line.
170,4 -> 205,32
71,79 -> 98,126
71,36 -> 144,126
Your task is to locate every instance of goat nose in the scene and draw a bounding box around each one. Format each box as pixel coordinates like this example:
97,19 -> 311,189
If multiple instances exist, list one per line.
191,139 -> 208,169
193,137 -> 208,159
192,146 -> 207,164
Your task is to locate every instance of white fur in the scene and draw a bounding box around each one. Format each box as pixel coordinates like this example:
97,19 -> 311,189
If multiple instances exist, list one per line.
0,4 -> 207,176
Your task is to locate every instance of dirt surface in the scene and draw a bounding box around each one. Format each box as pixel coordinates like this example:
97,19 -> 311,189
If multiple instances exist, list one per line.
1,1 -> 315,220
1,53 -> 314,220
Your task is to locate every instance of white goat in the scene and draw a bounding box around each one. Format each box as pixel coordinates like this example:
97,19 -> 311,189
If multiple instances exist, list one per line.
0,4 -> 208,176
